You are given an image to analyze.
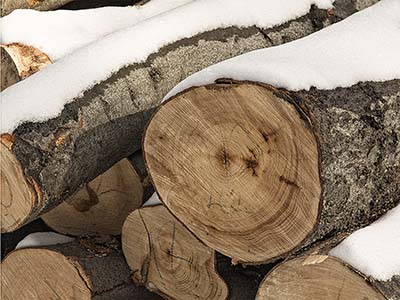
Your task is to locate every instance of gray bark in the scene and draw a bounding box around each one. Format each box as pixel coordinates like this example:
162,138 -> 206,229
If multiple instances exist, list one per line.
291,79 -> 400,249
5,1 -> 377,230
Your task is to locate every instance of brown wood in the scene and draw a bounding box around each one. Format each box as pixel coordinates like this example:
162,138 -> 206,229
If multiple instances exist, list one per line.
144,83 -> 320,264
1,236 -> 160,299
0,2 -> 373,233
1,0 -> 75,16
256,255 -> 387,300
0,43 -> 51,91
1,47 -> 19,91
41,159 -> 143,236
143,80 -> 400,264
122,205 -> 229,300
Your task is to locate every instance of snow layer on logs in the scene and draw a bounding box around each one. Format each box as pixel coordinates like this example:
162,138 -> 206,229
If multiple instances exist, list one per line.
330,204 -> 400,281
0,0 -> 194,60
165,0 -> 400,100
0,0 -> 334,134
15,232 -> 74,250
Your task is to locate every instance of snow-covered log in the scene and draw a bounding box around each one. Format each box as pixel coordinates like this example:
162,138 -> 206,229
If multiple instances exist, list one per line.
0,0 -> 193,90
143,0 -> 400,264
256,205 -> 400,299
1,0 -> 75,16
1,0 -> 364,232
1,235 -> 160,300
122,205 -> 229,299
41,159 -> 143,236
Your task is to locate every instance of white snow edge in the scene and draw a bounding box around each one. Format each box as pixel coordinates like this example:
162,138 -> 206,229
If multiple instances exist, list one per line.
143,193 -> 162,207
165,0 -> 400,101
0,0 -> 194,61
1,0 -> 334,134
330,204 -> 400,281
15,232 -> 74,250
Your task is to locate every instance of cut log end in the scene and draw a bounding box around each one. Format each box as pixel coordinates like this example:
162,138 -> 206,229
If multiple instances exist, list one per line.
2,248 -> 92,299
1,136 -> 37,233
1,47 -> 19,91
122,205 -> 229,300
256,255 -> 386,300
143,82 -> 321,264
41,159 -> 143,235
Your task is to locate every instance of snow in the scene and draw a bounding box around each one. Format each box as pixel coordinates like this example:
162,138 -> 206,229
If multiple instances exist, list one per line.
165,0 -> 400,100
1,0 -> 194,61
330,204 -> 400,281
143,193 -> 162,207
15,232 -> 74,250
1,0 -> 334,134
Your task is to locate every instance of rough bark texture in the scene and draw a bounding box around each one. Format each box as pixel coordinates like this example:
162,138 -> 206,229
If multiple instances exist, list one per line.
45,236 -> 160,299
291,79 -> 400,248
1,0 -> 75,16
375,277 -> 400,300
2,1 -> 376,232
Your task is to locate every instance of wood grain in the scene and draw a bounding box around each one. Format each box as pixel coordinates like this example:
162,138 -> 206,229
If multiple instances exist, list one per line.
143,83 -> 320,264
42,159 -> 143,235
122,205 -> 228,300
256,256 -> 387,300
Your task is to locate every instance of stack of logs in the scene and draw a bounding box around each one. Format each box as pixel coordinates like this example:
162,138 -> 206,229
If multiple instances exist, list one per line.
1,0 -> 399,300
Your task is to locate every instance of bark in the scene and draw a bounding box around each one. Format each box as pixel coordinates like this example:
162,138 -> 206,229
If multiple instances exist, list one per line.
257,237 -> 399,300
143,80 -> 399,264
1,0 -> 75,16
129,149 -> 155,202
0,1 -> 376,233
1,236 -> 160,299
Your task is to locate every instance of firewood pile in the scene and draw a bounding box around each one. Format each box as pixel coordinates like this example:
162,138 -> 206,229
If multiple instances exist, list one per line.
1,0 -> 399,299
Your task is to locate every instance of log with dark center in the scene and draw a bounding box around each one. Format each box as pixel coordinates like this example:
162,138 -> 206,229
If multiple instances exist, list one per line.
122,205 -> 229,300
1,236 -> 160,299
143,80 -> 400,264
1,0 -> 75,16
41,159 -> 143,236
0,1 -> 376,232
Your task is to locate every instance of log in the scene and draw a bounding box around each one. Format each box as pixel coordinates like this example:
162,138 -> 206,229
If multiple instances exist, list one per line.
1,0 -> 75,16
143,80 -> 400,264
256,237 -> 399,300
122,205 -> 229,300
256,255 -> 388,300
41,159 -> 143,236
0,44 -> 51,91
0,1 -> 374,233
1,235 -> 160,299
